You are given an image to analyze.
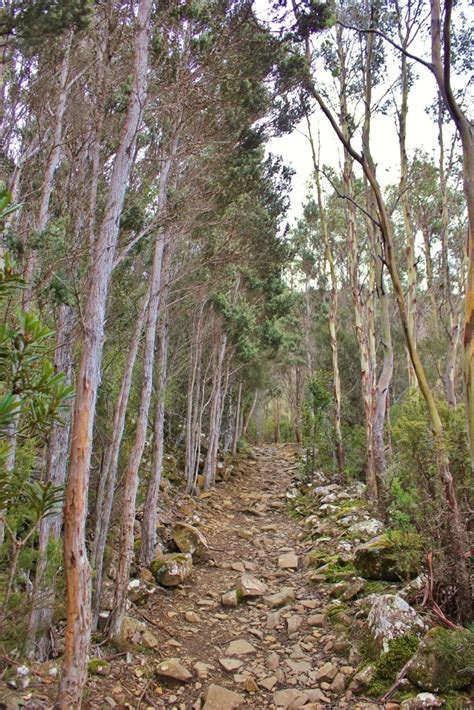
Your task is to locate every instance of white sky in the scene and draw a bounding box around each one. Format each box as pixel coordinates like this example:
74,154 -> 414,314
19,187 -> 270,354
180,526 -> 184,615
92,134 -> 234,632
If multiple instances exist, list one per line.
253,1 -> 467,224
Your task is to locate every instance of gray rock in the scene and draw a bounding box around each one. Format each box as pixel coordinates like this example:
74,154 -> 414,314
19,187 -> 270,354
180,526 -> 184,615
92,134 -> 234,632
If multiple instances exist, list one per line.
221,590 -> 239,607
218,657 -> 243,672
348,519 -> 384,539
400,693 -> 445,709
278,553 -> 299,569
407,626 -> 474,692
172,522 -> 208,560
367,594 -> 426,653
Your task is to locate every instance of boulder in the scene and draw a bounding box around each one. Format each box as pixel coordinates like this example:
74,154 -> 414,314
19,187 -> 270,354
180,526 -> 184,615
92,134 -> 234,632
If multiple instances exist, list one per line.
171,522 -> 208,560
367,594 -> 426,653
348,518 -> 384,539
236,574 -> 267,598
407,626 -> 474,693
150,552 -> 192,586
201,684 -> 244,710
400,694 -> 445,709
155,658 -> 192,683
354,533 -> 422,581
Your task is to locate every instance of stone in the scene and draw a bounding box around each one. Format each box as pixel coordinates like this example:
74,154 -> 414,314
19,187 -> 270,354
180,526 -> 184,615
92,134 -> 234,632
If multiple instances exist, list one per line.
341,579 -> 365,600
221,590 -> 239,607
354,533 -> 422,581
315,662 -> 338,682
219,658 -> 243,672
400,693 -> 445,709
184,611 -> 200,624
306,688 -> 331,703
201,684 -> 244,710
244,676 -> 258,693
407,626 -> 474,693
264,587 -> 295,608
267,651 -> 280,669
236,574 -> 267,598
172,522 -> 208,560
259,675 -> 278,690
330,672 -> 345,693
127,578 -> 151,604
348,665 -> 374,693
348,519 -> 384,539
121,616 -> 158,648
308,613 -> 326,628
273,688 -> 309,708
287,615 -> 302,635
266,610 -> 281,629
150,552 -> 193,587
194,662 -> 211,679
286,659 -> 311,673
367,594 -> 426,653
278,553 -> 299,570
155,658 -> 192,683
225,639 -> 256,656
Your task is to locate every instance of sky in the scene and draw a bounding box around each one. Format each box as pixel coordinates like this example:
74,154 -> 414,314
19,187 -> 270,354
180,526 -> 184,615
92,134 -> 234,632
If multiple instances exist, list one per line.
253,0 -> 465,225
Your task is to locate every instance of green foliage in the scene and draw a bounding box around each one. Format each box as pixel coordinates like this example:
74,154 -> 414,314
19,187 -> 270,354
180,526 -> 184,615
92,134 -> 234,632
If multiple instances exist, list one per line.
301,370 -> 336,477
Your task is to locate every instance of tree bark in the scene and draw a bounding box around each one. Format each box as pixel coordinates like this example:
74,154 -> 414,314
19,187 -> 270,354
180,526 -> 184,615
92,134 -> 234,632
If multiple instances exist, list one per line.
203,332 -> 227,490
139,246 -> 171,567
57,2 -> 152,704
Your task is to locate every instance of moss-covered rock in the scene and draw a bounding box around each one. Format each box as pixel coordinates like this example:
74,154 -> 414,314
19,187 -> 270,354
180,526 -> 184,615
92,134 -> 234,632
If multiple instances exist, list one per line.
88,659 -> 110,676
354,531 -> 422,581
407,627 -> 474,693
366,634 -> 419,697
150,552 -> 193,586
367,594 -> 426,653
171,523 -> 208,561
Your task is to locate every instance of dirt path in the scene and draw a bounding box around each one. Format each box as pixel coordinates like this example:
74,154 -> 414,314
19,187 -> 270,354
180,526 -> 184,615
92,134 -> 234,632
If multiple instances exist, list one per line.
29,445 -> 383,709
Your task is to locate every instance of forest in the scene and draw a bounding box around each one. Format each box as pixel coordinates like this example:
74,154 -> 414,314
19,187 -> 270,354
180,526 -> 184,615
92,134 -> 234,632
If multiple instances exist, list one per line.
0,0 -> 472,708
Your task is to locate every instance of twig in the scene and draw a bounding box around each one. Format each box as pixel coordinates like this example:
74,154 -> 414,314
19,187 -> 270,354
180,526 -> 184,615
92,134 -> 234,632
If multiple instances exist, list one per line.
135,609 -> 174,636
381,657 -> 414,702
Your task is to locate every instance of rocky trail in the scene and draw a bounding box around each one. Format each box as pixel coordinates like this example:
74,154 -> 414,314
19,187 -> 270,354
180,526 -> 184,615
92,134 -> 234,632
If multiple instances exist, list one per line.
7,445 -> 472,710
84,445 -> 382,710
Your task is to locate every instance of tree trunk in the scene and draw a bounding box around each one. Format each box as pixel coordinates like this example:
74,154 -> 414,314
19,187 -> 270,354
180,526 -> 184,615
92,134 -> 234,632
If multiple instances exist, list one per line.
26,305 -> 75,660
90,293 -> 149,629
139,246 -> 171,567
231,381 -> 242,456
203,332 -> 227,490
57,2 -> 152,704
108,232 -> 166,640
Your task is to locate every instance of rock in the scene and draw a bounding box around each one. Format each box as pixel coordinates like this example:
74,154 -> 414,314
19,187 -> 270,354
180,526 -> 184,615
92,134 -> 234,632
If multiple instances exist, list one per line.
236,574 -> 267,598
354,533 -> 422,581
341,578 -> 365,600
287,614 -> 302,635
259,675 -> 278,690
273,688 -> 309,708
267,651 -> 280,669
201,684 -> 244,710
225,639 -> 256,656
121,616 -> 158,648
330,671 -> 346,693
348,665 -> 374,693
264,587 -> 295,608
219,658 -> 243,672
127,578 -> 151,604
315,662 -> 338,682
367,594 -> 426,653
307,688 -> 331,703
151,552 -> 193,586
184,610 -> 200,624
308,613 -> 326,627
244,676 -> 258,692
348,519 -> 384,539
407,626 -> 474,692
156,658 -> 192,683
400,693 -> 445,709
278,553 -> 299,570
171,523 -> 209,560
266,610 -> 281,629
221,590 -> 239,607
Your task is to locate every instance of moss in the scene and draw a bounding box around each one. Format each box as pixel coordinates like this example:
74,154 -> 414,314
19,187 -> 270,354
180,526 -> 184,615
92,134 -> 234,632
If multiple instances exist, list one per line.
364,580 -> 392,595
88,659 -> 109,675
334,498 -> 364,517
367,634 -> 419,698
322,560 -> 355,583
306,549 -> 337,568
408,626 -> 474,693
